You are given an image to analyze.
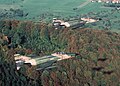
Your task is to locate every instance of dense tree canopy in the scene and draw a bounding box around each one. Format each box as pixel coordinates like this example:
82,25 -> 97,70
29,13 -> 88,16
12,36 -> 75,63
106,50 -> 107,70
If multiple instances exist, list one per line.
0,20 -> 120,86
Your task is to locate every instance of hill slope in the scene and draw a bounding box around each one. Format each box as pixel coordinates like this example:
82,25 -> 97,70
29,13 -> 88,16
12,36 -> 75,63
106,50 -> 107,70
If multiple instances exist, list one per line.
0,20 -> 120,86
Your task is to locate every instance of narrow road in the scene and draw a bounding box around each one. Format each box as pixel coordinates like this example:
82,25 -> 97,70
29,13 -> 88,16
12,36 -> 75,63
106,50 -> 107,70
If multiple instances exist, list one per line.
77,0 -> 91,9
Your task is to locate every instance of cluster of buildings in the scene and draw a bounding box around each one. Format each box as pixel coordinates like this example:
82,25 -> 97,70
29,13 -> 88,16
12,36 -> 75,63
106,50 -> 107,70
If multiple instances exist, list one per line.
91,0 -> 120,3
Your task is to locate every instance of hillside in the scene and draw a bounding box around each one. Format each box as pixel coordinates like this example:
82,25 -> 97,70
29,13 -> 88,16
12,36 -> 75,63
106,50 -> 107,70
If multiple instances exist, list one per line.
0,20 -> 120,86
44,28 -> 120,86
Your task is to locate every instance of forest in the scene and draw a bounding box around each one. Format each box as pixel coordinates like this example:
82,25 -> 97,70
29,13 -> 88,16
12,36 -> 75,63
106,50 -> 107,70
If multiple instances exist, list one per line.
0,20 -> 120,86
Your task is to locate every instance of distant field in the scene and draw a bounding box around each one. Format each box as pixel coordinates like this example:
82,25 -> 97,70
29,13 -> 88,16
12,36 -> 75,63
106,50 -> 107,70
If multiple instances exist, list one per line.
0,0 -> 118,19
0,0 -> 90,20
21,0 -> 88,20
0,0 -> 114,20
0,0 -> 120,32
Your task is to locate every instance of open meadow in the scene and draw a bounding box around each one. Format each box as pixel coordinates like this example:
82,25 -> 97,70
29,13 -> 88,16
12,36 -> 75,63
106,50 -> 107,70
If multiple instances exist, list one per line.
0,0 -> 120,32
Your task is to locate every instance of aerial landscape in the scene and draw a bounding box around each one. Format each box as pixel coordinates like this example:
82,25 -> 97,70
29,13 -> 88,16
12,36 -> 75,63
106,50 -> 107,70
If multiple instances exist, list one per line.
0,0 -> 120,86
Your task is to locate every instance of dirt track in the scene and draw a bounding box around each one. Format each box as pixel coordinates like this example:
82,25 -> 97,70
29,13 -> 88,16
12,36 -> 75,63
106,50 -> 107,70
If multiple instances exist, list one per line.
77,0 -> 91,9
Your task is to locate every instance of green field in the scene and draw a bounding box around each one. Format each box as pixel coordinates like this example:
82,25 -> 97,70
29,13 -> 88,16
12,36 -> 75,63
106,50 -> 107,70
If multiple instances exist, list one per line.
0,0 -> 120,32
0,0 -> 88,20
0,0 -> 116,20
0,0 -> 118,19
21,0 -> 90,20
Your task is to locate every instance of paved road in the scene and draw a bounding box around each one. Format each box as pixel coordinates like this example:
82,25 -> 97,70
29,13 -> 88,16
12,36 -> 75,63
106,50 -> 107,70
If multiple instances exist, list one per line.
77,0 -> 91,9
